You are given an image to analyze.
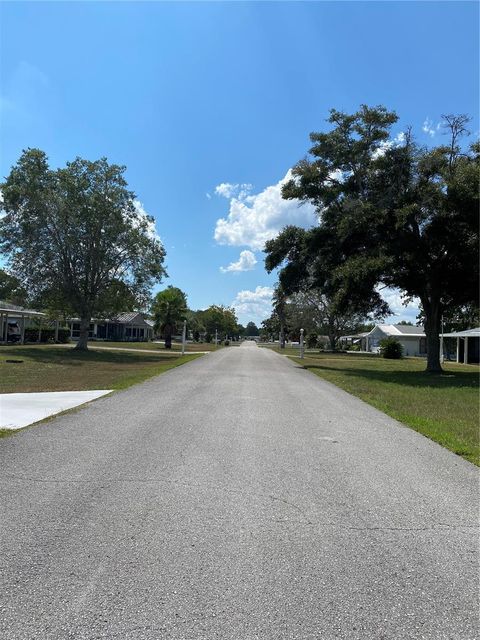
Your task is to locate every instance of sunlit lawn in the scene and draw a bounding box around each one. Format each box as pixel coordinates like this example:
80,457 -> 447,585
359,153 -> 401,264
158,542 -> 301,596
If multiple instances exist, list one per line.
0,345 -> 201,394
284,351 -> 479,465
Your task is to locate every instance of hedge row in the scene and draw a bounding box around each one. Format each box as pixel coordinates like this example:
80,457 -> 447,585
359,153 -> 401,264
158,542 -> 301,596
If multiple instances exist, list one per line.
23,328 -> 71,343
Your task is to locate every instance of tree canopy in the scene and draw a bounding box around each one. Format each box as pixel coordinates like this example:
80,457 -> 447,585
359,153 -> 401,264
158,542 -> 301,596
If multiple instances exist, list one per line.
245,321 -> 259,336
152,286 -> 188,349
0,269 -> 28,306
265,106 -> 479,372
0,149 -> 166,349
198,305 -> 238,340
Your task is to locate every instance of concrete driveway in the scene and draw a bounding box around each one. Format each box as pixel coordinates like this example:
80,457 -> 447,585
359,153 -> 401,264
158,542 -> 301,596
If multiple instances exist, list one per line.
0,342 -> 478,639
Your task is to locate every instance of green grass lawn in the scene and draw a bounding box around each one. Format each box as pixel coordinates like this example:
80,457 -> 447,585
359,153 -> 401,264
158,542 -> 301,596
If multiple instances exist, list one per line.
286,352 -> 479,465
0,345 -> 201,394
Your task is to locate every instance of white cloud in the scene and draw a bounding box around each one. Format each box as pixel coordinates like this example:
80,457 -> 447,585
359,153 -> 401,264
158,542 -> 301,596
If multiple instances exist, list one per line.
231,286 -> 274,324
215,182 -> 253,200
220,250 -> 257,273
422,117 -> 441,138
214,170 -> 317,251
372,131 -> 406,159
133,200 -> 162,243
379,287 -> 421,323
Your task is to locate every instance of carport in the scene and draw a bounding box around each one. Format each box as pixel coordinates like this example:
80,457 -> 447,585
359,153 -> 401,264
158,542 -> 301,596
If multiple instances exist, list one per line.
443,327 -> 480,364
0,302 -> 46,345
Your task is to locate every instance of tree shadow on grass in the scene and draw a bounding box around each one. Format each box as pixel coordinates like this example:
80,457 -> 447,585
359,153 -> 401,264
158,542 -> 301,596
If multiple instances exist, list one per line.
0,347 -> 176,367
302,363 -> 479,390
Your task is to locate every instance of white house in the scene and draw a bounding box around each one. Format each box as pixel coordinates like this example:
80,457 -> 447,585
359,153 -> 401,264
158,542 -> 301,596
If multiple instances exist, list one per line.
364,324 -> 426,356
442,327 -> 480,364
67,312 -> 154,342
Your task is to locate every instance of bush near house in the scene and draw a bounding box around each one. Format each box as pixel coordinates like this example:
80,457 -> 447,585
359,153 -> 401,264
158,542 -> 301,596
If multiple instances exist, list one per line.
307,333 -> 318,348
23,328 -> 70,344
380,337 -> 403,359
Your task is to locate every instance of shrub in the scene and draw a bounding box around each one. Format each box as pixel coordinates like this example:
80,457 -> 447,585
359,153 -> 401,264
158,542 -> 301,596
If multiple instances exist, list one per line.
24,328 -> 70,343
346,344 -> 360,352
204,333 -> 212,343
379,337 -> 403,359
224,340 -> 230,346
306,333 -> 318,349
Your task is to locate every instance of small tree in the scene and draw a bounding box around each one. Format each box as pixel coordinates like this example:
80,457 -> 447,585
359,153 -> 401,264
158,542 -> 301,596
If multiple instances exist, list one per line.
380,337 -> 403,359
0,149 -> 166,350
199,305 -> 238,341
152,286 -> 187,349
245,321 -> 259,336
306,332 -> 318,349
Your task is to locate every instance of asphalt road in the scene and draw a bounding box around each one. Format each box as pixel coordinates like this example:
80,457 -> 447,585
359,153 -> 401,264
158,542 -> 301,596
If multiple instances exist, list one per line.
1,342 -> 478,639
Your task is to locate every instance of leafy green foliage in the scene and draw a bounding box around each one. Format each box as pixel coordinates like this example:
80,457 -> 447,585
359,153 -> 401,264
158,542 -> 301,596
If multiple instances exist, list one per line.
306,333 -> 318,348
0,269 -> 28,306
245,321 -> 259,336
379,337 -> 403,359
23,328 -> 71,344
266,106 -> 479,372
0,149 -> 166,350
152,286 -> 187,349
197,305 -> 238,340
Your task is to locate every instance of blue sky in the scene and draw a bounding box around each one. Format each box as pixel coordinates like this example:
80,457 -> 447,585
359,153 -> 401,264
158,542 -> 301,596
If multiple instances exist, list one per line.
1,1 -> 478,325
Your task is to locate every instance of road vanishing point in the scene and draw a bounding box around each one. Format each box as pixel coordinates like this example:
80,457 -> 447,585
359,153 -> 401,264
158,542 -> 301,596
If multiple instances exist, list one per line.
1,342 -> 478,639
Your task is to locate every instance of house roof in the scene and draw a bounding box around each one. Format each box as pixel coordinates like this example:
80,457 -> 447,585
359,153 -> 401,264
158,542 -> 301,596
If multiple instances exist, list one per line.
442,327 -> 480,338
68,312 -> 151,327
368,324 -> 425,337
0,300 -> 46,318
112,312 -> 144,323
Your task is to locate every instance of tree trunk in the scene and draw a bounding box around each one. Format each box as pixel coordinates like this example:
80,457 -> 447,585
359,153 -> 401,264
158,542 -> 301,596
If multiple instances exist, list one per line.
280,322 -> 285,349
423,298 -> 443,373
164,323 -> 172,349
75,317 -> 90,351
328,318 -> 336,351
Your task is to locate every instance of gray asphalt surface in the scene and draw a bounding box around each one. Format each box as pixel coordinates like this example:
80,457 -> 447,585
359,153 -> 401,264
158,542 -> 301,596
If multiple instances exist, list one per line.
1,342 -> 478,639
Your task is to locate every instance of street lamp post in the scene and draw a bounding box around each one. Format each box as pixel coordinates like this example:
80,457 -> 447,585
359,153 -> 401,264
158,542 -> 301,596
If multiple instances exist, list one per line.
300,328 -> 305,359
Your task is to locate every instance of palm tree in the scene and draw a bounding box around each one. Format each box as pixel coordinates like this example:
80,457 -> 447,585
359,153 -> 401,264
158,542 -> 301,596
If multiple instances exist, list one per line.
152,286 -> 187,349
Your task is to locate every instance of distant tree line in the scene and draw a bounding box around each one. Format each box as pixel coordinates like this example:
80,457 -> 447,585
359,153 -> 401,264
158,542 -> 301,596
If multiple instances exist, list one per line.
151,286 -> 244,348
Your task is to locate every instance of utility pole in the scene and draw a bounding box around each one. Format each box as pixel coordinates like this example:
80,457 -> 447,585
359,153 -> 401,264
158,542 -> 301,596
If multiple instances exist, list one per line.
300,328 -> 305,359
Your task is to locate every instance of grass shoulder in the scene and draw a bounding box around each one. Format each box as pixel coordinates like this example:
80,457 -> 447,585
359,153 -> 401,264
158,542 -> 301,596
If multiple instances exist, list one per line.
0,345 -> 202,394
287,352 -> 479,466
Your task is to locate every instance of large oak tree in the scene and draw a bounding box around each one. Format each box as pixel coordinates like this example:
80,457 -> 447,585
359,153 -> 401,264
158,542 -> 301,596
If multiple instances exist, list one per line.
266,106 -> 479,372
0,149 -> 166,349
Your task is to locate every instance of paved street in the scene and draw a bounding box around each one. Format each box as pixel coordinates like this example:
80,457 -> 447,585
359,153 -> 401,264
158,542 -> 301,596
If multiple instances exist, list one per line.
0,342 -> 478,639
